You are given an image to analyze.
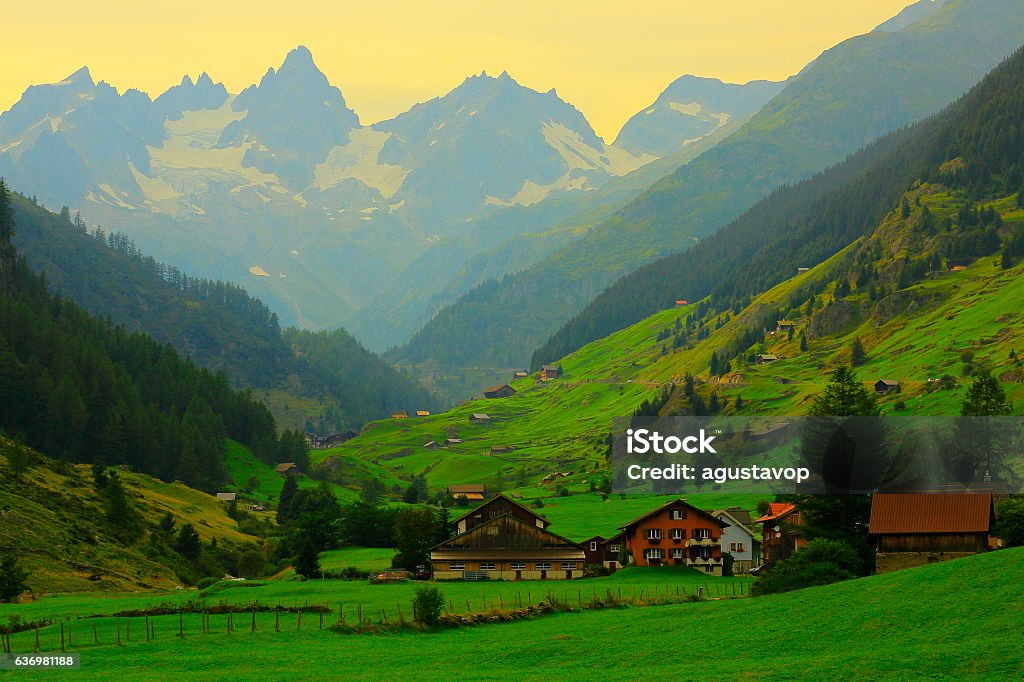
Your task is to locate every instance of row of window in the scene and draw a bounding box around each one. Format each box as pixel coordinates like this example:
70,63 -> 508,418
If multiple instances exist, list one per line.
588,542 -> 622,552
645,528 -> 713,540
643,548 -> 718,560
445,562 -> 578,571
729,542 -> 746,553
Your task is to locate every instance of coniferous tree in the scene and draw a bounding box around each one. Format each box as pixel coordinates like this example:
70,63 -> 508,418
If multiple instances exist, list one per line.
850,337 -> 867,367
277,476 -> 299,524
0,552 -> 29,601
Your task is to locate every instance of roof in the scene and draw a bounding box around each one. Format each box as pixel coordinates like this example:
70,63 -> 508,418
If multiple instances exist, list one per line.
416,410 -> 430,416
447,484 -> 486,494
423,441 -> 438,447
431,549 -> 585,561
471,413 -> 490,420
712,508 -> 757,537
451,493 -> 549,526
758,354 -> 779,360
432,512 -> 578,553
483,384 -> 514,394
617,499 -> 728,531
274,462 -> 297,473
876,379 -> 901,386
754,502 -> 798,523
216,492 -> 237,501
541,364 -> 562,371
869,493 -> 994,535
445,438 -> 463,444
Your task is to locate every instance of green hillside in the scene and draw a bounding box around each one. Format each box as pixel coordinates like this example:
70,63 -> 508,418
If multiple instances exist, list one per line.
9,191 -> 438,431
7,545 -> 1022,679
0,436 -> 263,594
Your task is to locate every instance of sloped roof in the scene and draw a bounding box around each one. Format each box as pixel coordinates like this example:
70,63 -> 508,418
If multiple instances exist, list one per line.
447,484 -> 485,494
754,502 -> 798,523
451,493 -> 549,526
869,493 -> 994,534
713,508 -> 756,537
617,498 -> 728,531
431,512 -> 578,553
274,462 -> 296,473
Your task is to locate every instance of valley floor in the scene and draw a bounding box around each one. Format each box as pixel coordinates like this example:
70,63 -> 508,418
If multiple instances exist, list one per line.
4,548 -> 1022,680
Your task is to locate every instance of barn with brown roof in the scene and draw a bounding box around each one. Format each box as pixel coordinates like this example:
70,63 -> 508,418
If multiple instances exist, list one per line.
446,484 -> 486,502
869,492 -> 995,574
482,384 -> 516,399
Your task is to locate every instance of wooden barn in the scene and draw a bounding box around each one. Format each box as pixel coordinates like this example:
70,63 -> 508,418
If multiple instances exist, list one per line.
430,513 -> 585,581
540,364 -> 563,381
490,445 -> 515,454
469,413 -> 491,423
754,502 -> 806,571
618,499 -> 729,575
874,379 -> 901,394
215,492 -> 237,502
451,493 -> 549,534
483,384 -> 516,399
391,410 -> 409,419
324,431 -> 357,447
446,484 -> 486,503
274,462 -> 300,477
423,441 -> 439,450
581,533 -> 625,570
416,410 -> 431,417
869,492 -> 995,574
756,354 -> 779,365
513,369 -> 529,379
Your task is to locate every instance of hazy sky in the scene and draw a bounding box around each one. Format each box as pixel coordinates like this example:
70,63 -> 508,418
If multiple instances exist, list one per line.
2,0 -> 915,141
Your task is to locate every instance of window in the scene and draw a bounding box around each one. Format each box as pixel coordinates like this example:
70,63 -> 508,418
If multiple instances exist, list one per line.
704,565 -> 715,573
645,548 -> 663,560
646,529 -> 662,540
486,526 -> 499,535
670,509 -> 686,520
536,562 -> 552,570
609,544 -> 621,553
590,542 -> 598,551
693,528 -> 711,539
671,548 -> 684,559
560,562 -> 576,570
448,563 -> 465,571
479,563 -> 496,570
730,542 -> 745,553
511,562 -> 526,571
671,528 -> 684,540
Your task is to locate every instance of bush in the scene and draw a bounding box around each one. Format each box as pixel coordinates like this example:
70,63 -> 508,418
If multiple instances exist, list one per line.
994,498 -> 1024,548
413,585 -> 444,625
195,576 -> 220,590
753,539 -> 861,595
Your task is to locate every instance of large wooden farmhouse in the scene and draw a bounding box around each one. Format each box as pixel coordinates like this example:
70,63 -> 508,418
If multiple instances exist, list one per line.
869,492 -> 995,574
431,494 -> 583,580
618,499 -> 730,575
754,502 -> 806,571
446,484 -> 486,502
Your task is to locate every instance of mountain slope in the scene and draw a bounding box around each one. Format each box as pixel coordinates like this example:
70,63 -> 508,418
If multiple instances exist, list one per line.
613,75 -> 786,157
397,0 -> 1024,374
321,38 -> 1024,493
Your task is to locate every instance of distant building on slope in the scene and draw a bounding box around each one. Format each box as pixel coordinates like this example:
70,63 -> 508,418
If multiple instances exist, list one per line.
274,462 -> 300,477
483,384 -> 516,399
540,364 -> 563,381
446,484 -> 486,503
874,379 -> 901,394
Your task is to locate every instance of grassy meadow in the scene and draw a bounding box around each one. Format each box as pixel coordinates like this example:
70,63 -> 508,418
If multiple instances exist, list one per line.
6,547 -> 1022,680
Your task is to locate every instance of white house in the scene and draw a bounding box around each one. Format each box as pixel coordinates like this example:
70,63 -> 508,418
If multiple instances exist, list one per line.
713,508 -> 761,574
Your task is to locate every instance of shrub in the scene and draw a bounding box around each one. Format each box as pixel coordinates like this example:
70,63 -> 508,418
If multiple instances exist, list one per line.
753,539 -> 861,595
413,585 -> 444,625
994,498 -> 1024,548
195,576 -> 220,590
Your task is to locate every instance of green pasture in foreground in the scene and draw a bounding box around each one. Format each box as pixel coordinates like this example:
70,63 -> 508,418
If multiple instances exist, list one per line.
7,548 -> 1022,680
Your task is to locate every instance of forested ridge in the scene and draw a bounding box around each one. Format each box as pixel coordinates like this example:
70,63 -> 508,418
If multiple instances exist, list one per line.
532,45 -> 1024,370
0,179 -> 304,491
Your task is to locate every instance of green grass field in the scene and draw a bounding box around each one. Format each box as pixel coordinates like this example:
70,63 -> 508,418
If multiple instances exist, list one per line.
7,547 -> 1022,680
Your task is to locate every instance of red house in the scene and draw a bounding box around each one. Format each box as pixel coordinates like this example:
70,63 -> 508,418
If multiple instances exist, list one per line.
618,499 -> 729,575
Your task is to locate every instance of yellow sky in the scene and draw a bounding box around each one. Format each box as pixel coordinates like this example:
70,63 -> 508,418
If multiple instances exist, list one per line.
1,0 -> 915,141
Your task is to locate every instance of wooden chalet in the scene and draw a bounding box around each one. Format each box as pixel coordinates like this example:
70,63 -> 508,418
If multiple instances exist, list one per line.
431,513 -> 584,581
713,508 -> 761,574
754,502 -> 806,571
470,413 -> 491,423
215,492 -> 237,502
444,438 -> 463,446
540,364 -> 562,381
274,462 -> 300,477
875,379 -> 901,394
452,493 -> 549,535
776,321 -> 796,333
423,441 -> 440,450
756,354 -> 779,365
618,499 -> 729,575
869,492 -> 995,574
513,369 -> 529,379
947,257 -> 975,271
490,445 -> 515,454
483,384 -> 517,399
324,431 -> 357,447
581,533 -> 625,570
416,410 -> 431,417
446,484 -> 486,503
392,410 -> 409,419
797,267 -> 810,275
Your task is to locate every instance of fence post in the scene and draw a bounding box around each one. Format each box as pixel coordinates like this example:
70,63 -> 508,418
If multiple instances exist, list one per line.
357,604 -> 362,624
126,621 -> 131,642
179,613 -> 184,639
319,611 -> 324,630
275,610 -> 280,632
116,621 -> 121,647
253,610 -> 257,633
34,626 -> 40,652
60,622 -> 65,652
93,624 -> 98,645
